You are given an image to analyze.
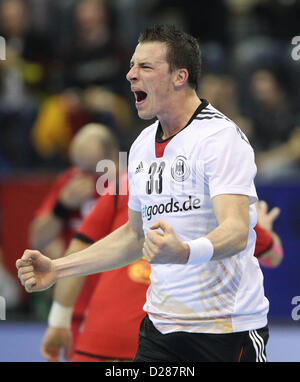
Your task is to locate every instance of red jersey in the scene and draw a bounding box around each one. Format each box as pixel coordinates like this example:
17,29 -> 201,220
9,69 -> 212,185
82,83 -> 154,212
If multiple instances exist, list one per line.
73,173 -> 150,360
34,166 -> 100,319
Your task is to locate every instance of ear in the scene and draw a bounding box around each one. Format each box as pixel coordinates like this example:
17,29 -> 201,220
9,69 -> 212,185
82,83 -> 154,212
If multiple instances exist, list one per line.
173,68 -> 189,88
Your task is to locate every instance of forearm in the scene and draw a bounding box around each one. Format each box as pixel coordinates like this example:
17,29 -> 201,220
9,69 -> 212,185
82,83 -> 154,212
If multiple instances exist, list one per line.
30,214 -> 63,251
53,222 -> 144,280
53,239 -> 89,307
207,218 -> 249,261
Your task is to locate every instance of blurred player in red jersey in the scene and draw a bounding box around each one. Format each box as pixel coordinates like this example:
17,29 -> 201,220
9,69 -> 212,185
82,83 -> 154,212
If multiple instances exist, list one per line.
40,173 -> 150,362
39,192 -> 282,362
29,123 -> 119,356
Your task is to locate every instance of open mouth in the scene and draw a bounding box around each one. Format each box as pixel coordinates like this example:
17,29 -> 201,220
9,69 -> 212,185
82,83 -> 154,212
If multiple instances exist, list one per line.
134,91 -> 147,104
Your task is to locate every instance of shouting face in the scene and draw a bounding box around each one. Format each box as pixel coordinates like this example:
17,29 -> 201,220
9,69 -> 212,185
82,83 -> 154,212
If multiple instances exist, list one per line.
126,42 -> 177,121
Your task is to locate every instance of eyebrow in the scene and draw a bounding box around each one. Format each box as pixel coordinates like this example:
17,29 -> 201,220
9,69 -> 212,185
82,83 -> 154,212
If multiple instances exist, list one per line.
129,61 -> 153,67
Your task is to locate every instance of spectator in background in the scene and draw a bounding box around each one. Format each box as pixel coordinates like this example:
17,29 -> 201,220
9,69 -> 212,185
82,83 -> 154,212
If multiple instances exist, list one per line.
61,0 -> 127,94
226,0 -> 300,111
0,0 -> 53,169
246,69 -> 299,180
82,86 -> 138,151
226,0 -> 299,66
30,89 -> 91,167
31,86 -> 135,166
248,70 -> 295,151
29,122 -> 119,351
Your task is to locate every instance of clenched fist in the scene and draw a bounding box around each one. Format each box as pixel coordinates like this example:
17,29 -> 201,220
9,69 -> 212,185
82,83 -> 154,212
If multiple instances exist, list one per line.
143,219 -> 190,264
16,250 -> 57,292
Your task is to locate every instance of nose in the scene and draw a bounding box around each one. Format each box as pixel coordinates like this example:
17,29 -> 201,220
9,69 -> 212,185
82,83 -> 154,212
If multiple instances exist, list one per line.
126,66 -> 138,82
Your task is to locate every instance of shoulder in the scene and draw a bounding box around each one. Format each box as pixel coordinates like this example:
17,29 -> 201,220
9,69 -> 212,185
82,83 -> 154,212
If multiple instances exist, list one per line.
194,104 -> 237,133
192,104 -> 252,148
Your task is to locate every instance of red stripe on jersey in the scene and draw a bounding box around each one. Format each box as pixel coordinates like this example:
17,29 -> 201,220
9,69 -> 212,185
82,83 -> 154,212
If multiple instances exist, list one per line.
238,346 -> 244,362
155,139 -> 172,158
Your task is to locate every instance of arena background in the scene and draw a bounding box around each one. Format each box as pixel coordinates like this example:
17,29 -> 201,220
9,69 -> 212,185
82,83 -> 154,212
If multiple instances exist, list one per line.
0,0 -> 299,362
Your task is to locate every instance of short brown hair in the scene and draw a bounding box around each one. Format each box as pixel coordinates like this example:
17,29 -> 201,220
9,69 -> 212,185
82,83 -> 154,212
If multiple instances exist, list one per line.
138,24 -> 202,90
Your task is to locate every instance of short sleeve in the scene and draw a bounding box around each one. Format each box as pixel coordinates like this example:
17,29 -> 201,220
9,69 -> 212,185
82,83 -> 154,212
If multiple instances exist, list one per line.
203,126 -> 258,205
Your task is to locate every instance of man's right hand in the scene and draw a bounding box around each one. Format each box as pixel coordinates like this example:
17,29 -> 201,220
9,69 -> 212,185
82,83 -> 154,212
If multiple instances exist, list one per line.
41,327 -> 72,362
16,250 -> 57,292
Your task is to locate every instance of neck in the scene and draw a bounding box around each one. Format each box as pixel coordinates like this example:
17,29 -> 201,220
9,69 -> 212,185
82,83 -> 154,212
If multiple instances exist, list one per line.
158,92 -> 201,140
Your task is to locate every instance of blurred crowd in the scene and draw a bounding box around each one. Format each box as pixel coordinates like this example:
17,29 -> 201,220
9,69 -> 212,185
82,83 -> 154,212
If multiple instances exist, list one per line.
0,0 -> 299,180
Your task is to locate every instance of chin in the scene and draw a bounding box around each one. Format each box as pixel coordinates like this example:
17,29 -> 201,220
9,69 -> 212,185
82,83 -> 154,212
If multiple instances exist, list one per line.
137,109 -> 156,120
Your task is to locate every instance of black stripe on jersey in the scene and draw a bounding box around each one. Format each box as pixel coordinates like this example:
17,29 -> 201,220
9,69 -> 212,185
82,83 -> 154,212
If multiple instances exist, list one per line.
195,115 -> 225,121
198,110 -> 223,116
73,232 -> 94,244
195,112 -> 231,122
196,109 -> 229,117
196,114 -> 251,145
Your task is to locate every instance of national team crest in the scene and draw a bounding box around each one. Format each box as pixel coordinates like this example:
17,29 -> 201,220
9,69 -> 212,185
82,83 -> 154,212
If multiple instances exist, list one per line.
171,155 -> 190,182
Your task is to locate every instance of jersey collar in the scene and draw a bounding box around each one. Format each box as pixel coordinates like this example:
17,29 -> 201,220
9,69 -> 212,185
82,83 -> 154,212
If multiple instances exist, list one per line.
155,98 -> 209,143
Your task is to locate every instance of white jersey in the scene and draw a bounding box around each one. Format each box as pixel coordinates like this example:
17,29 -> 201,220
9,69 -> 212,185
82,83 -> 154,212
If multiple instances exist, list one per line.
128,99 -> 269,334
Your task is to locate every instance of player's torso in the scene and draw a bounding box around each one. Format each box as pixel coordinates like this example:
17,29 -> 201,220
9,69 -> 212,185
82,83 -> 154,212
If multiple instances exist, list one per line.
128,106 -> 268,334
130,119 -> 219,241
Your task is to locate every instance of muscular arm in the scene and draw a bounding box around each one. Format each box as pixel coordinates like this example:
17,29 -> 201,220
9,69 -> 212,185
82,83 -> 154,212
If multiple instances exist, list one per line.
53,238 -> 89,307
53,209 -> 145,280
207,194 -> 250,261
